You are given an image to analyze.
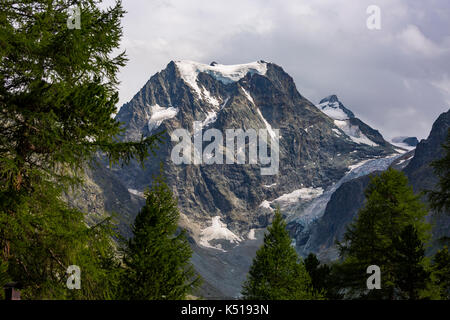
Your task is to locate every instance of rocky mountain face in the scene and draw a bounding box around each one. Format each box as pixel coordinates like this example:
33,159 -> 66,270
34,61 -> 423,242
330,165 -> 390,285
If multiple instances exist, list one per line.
110,61 -> 397,241
65,164 -> 145,237
403,111 -> 450,192
300,110 -> 450,261
76,60 -> 403,297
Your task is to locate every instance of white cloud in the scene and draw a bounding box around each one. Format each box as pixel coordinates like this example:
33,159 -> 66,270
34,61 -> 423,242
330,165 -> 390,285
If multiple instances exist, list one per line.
398,24 -> 444,57
431,74 -> 450,107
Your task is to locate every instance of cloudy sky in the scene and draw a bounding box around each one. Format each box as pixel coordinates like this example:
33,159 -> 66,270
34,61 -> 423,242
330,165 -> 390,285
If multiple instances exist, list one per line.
105,0 -> 450,140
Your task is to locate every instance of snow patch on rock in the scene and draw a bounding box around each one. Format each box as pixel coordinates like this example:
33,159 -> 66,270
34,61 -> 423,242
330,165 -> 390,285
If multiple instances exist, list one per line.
332,128 -> 342,136
201,86 -> 220,107
256,108 -> 277,140
317,101 -> 349,120
147,104 -> 178,132
128,188 -> 145,198
397,155 -> 414,165
241,87 -> 255,105
199,216 -> 242,251
264,183 -> 277,188
274,187 -> 324,204
334,120 -> 378,147
259,200 -> 273,210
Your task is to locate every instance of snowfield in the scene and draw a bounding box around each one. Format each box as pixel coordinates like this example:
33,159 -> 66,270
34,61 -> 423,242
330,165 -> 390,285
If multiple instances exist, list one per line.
175,60 -> 267,102
317,101 -> 349,120
147,104 -> 178,132
274,187 -> 324,203
334,119 -> 379,147
259,187 -> 324,213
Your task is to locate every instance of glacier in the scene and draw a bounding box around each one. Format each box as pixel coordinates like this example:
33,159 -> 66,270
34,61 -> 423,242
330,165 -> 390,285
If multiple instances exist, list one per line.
287,153 -> 402,228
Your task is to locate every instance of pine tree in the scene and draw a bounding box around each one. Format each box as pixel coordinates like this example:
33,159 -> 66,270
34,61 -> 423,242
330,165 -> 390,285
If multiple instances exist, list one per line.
338,168 -> 432,299
428,128 -> 450,213
432,246 -> 450,299
0,180 -> 123,299
120,175 -> 201,300
0,1 -> 161,298
242,208 -> 319,300
304,253 -> 331,296
0,0 -> 161,193
391,225 -> 430,300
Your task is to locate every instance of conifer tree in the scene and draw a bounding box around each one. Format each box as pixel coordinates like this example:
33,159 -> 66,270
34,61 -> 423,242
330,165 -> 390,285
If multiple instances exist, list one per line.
242,208 -> 319,300
0,1 -> 161,298
304,253 -> 331,296
338,168 -> 432,299
120,175 -> 200,300
391,225 -> 430,300
432,246 -> 450,299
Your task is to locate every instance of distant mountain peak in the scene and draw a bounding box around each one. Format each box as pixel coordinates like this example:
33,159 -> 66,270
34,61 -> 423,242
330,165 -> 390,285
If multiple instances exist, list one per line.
390,136 -> 419,151
316,95 -> 397,149
391,136 -> 419,147
320,94 -> 339,104
317,95 -> 355,120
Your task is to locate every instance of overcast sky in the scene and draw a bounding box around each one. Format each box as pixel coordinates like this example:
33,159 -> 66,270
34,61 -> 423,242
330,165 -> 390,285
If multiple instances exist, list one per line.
105,0 -> 450,140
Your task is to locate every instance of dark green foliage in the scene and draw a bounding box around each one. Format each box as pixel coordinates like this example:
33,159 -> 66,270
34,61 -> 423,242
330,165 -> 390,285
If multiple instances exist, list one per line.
304,253 -> 331,297
391,225 -> 430,300
337,168 -> 432,299
242,208 -> 320,300
0,180 -> 122,299
120,175 -> 201,300
0,0 -> 162,193
0,1 -> 161,299
428,128 -> 450,213
432,246 -> 450,299
0,260 -> 9,299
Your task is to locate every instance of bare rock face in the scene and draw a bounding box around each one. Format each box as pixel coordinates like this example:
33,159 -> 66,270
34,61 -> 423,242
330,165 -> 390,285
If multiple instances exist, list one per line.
105,61 -> 396,240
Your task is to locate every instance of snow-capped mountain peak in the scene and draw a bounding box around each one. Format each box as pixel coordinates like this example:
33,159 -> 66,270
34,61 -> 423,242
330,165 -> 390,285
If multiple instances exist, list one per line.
317,95 -> 384,147
317,94 -> 355,120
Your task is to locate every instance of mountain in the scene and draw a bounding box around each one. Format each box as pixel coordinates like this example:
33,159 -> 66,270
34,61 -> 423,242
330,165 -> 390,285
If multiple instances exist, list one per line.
74,60 -> 401,297
317,95 -> 355,120
300,109 -> 450,260
317,95 -> 394,148
392,136 -> 419,147
111,60 -> 397,240
391,136 -> 420,150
